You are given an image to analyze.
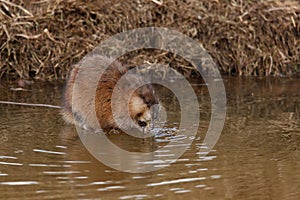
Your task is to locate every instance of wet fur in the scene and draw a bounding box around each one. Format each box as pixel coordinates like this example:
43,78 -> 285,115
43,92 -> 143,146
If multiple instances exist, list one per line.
61,55 -> 158,132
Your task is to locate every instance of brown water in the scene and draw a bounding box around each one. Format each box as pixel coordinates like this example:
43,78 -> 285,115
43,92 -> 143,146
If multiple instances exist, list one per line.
0,77 -> 300,200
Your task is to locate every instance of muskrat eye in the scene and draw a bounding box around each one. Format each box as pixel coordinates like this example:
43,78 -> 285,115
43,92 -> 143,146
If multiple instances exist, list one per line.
136,112 -> 142,118
138,120 -> 147,127
144,98 -> 152,107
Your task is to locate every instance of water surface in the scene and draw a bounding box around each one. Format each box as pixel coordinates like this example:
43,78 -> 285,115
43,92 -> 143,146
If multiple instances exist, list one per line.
0,77 -> 299,200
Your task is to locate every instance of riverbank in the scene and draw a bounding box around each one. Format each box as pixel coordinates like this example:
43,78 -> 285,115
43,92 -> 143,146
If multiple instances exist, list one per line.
0,0 -> 299,80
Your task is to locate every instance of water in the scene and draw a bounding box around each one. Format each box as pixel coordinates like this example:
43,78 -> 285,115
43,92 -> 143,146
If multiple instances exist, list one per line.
0,77 -> 300,199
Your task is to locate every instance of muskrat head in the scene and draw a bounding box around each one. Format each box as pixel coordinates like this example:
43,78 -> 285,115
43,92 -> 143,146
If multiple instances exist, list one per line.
129,84 -> 159,133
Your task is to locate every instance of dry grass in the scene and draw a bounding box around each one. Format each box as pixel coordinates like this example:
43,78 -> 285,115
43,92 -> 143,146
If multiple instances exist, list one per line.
0,0 -> 299,80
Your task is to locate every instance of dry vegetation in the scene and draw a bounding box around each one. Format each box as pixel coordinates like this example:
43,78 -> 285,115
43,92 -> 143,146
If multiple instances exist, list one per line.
0,0 -> 299,80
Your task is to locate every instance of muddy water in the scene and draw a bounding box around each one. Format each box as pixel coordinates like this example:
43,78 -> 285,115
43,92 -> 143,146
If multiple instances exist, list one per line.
0,77 -> 300,200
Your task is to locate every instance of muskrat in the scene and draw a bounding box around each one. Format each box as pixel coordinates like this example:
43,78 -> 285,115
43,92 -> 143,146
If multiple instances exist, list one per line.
61,54 -> 159,133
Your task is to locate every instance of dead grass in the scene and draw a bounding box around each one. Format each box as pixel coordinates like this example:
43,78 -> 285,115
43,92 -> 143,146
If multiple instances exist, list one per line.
0,0 -> 299,80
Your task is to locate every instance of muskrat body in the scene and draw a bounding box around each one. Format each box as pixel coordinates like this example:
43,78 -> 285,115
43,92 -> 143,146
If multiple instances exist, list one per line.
61,55 -> 159,132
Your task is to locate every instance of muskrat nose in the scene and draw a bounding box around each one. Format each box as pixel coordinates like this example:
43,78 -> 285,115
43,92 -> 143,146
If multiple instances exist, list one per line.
138,120 -> 147,127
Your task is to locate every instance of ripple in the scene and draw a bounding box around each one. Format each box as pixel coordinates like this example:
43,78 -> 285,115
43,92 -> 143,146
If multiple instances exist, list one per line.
36,190 -> 47,194
0,181 -> 39,186
154,154 -> 176,157
154,164 -> 170,168
73,181 -> 113,187
0,156 -> 17,159
197,156 -> 217,161
195,184 -> 206,188
210,175 -> 221,179
169,187 -> 184,191
29,163 -> 71,168
176,158 -> 190,162
155,149 -> 170,153
131,176 -> 146,179
163,144 -> 190,148
97,185 -> 125,191
74,176 -> 88,180
33,149 -> 66,155
147,177 -> 206,187
62,160 -> 91,164
119,194 -> 149,199
55,145 -> 67,149
0,161 -> 23,166
174,189 -> 191,194
89,181 -> 113,185
43,171 -> 81,175
139,160 -> 166,165
197,168 -> 208,171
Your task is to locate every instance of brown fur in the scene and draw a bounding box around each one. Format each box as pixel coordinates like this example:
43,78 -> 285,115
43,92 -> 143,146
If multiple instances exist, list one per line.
61,55 -> 159,132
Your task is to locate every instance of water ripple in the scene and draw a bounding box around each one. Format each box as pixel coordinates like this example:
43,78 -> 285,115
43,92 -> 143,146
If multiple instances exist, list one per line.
0,181 -> 39,186
62,160 -> 91,164
0,156 -> 17,159
97,185 -> 125,191
147,177 -> 206,187
29,163 -> 71,168
174,189 -> 191,194
43,171 -> 81,175
0,161 -> 23,166
89,181 -> 113,185
33,149 -> 66,155
119,194 -> 149,199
